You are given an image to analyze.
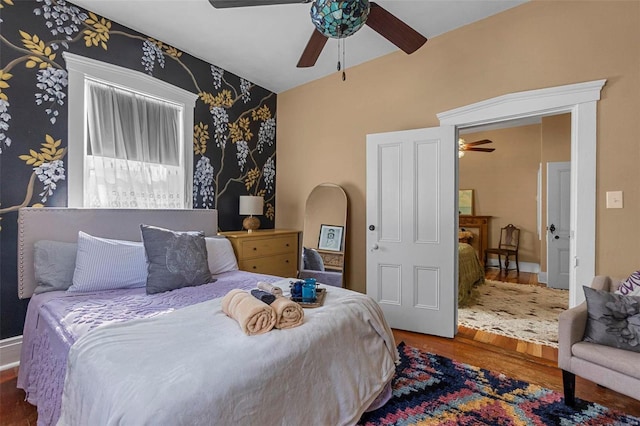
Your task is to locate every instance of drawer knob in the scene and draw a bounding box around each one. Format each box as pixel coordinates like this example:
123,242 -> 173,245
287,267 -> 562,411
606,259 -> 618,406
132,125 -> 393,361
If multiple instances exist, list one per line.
252,266 -> 257,269
285,260 -> 289,263
253,247 -> 257,251
286,243 -> 290,247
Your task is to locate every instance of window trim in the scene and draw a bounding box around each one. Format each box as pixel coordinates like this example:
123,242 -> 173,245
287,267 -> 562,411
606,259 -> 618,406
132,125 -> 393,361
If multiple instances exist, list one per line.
63,52 -> 198,208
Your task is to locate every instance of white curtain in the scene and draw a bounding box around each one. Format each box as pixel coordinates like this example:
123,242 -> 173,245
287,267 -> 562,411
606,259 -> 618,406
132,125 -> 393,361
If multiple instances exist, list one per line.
84,79 -> 185,208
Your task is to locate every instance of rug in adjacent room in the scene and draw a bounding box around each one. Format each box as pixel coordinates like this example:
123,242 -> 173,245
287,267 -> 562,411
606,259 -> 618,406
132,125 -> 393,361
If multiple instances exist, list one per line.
458,279 -> 568,347
358,343 -> 640,426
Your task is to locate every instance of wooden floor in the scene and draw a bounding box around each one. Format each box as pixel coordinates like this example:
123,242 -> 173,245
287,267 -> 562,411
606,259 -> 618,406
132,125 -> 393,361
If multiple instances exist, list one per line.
2,269 -> 639,423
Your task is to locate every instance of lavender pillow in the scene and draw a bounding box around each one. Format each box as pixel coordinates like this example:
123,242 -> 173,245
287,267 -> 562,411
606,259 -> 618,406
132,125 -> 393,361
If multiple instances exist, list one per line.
583,286 -> 640,352
141,224 -> 213,294
70,232 -> 147,292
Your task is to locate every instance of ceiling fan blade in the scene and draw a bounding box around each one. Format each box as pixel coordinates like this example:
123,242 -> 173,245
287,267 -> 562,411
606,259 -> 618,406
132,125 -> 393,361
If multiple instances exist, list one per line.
366,2 -> 427,54
209,0 -> 311,8
464,139 -> 493,146
466,147 -> 495,152
297,29 -> 329,68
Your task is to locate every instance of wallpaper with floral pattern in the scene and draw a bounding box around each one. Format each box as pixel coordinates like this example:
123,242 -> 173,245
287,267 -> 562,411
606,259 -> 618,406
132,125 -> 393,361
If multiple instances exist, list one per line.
0,0 -> 277,338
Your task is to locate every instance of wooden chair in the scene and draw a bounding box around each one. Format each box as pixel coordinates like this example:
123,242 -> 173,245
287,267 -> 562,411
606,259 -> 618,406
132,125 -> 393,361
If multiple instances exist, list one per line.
484,224 -> 520,274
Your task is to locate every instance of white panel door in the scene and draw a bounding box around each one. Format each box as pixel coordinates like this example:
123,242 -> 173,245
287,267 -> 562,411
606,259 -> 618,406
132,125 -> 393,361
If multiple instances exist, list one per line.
366,126 -> 457,338
547,161 -> 571,289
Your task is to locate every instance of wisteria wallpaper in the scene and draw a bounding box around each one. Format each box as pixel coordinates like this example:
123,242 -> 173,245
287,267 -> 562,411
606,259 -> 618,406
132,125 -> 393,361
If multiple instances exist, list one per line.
0,0 -> 277,339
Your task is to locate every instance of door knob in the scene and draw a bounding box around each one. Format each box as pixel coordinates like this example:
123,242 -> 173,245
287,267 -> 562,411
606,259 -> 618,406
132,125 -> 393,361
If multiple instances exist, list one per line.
369,225 -> 375,231
370,243 -> 379,252
549,224 -> 556,233
555,235 -> 560,240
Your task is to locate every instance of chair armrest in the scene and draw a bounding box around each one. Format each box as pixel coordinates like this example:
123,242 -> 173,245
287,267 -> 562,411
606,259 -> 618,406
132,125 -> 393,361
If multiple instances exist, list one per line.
558,302 -> 587,370
298,269 -> 343,288
590,275 -> 614,292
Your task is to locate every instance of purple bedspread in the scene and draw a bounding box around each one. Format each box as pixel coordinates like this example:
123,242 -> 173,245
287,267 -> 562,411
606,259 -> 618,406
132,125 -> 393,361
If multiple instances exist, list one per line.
17,270 -> 283,426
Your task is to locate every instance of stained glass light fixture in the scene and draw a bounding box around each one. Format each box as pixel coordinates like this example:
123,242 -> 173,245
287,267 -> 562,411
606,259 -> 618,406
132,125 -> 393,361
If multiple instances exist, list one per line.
310,0 -> 370,39
310,0 -> 370,80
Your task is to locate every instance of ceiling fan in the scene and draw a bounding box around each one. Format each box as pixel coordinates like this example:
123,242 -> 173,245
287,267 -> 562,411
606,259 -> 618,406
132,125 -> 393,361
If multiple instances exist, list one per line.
208,0 -> 428,68
458,138 -> 495,158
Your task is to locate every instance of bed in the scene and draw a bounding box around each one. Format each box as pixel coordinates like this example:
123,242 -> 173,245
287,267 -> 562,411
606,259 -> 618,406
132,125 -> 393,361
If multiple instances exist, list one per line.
16,207 -> 397,426
458,242 -> 485,307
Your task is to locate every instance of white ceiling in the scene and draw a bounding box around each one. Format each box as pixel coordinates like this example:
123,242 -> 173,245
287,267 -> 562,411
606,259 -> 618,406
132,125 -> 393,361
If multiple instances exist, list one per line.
71,0 -> 527,93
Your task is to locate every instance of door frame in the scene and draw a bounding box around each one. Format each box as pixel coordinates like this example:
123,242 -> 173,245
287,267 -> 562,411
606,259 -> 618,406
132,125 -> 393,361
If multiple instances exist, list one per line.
438,79 -> 606,307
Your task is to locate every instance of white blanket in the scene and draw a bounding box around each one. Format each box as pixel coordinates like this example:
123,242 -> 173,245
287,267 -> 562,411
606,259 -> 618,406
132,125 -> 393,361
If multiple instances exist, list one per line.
57,283 -> 398,426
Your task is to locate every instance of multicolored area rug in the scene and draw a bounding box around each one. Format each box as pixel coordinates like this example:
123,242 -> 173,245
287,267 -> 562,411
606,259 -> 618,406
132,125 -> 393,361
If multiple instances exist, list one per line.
458,280 -> 568,348
358,343 -> 640,426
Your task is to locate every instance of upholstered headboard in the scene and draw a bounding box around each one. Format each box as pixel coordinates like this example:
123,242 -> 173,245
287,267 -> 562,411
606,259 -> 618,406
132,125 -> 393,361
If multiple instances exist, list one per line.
17,207 -> 218,299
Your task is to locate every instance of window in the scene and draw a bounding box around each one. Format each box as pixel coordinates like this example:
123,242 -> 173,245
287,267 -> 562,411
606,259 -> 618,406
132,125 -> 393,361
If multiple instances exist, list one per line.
63,52 -> 198,208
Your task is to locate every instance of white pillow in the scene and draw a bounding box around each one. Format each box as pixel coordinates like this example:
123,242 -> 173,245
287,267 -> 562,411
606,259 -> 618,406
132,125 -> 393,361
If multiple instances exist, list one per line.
205,237 -> 239,275
69,231 -> 147,292
616,270 -> 640,296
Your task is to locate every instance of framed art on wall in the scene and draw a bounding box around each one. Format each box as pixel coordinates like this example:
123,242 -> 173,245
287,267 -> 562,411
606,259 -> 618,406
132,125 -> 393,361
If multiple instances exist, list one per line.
318,224 -> 343,252
459,189 -> 474,215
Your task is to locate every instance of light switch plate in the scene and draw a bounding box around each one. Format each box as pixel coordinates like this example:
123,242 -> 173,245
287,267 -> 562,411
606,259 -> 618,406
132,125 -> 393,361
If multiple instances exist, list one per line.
606,191 -> 623,208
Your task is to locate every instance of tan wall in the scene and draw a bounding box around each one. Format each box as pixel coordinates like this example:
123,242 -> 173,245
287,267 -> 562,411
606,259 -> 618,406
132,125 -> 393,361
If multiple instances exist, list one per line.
276,1 -> 640,293
459,125 -> 542,265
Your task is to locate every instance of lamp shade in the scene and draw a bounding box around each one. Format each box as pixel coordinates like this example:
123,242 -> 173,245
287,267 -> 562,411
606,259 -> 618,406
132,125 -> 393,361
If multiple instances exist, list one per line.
239,195 -> 263,216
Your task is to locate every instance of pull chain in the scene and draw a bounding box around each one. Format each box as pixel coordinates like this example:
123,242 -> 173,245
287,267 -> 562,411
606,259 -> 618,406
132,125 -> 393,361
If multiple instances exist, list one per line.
342,38 -> 346,81
337,36 -> 341,71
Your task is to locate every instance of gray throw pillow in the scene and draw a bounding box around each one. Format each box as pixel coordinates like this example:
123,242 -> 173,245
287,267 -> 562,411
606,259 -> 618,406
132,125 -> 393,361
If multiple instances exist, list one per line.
34,240 -> 78,294
303,247 -> 325,271
583,286 -> 640,352
140,224 -> 213,294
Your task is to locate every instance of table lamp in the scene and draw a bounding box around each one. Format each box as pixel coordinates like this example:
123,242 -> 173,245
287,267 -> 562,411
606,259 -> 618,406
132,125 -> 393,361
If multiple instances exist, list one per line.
239,195 -> 263,233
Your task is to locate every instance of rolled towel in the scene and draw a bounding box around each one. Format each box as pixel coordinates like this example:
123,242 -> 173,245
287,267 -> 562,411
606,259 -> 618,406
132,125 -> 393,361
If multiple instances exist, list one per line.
251,289 -> 276,305
257,281 -> 283,297
271,296 -> 304,329
221,289 -> 276,335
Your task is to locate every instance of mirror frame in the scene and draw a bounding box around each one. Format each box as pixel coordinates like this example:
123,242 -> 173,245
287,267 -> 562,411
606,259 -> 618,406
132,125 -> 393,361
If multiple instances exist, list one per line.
301,183 -> 348,287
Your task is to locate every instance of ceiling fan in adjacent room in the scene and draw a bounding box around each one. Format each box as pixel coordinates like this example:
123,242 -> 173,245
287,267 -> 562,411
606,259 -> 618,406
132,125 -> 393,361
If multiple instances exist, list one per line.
458,138 -> 495,158
208,0 -> 427,69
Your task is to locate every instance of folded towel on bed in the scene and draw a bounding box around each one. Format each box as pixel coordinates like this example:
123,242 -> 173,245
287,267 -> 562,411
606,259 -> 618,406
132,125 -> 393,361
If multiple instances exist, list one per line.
251,289 -> 276,305
271,296 -> 304,329
221,289 -> 276,335
257,281 -> 283,297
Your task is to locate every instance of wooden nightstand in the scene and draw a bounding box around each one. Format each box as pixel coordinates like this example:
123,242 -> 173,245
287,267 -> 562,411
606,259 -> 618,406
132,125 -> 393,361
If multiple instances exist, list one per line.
459,215 -> 491,266
218,229 -> 300,278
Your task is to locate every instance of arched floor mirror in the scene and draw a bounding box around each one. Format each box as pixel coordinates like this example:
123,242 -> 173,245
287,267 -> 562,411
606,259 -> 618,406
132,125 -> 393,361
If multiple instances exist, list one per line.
299,183 -> 348,288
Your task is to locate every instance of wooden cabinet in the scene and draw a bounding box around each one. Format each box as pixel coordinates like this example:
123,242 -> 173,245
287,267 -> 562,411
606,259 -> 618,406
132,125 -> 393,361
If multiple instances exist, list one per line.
459,215 -> 491,266
218,229 -> 300,278
316,249 -> 344,272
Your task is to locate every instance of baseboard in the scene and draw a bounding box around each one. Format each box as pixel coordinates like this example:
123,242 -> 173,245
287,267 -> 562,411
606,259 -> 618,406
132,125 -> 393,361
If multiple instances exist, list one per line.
485,260 -> 540,274
0,335 -> 22,371
537,272 -> 548,284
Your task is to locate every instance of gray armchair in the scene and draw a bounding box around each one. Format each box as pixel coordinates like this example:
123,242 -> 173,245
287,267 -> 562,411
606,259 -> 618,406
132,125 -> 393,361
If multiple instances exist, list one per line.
558,275 -> 640,405
298,269 -> 343,288
299,247 -> 343,287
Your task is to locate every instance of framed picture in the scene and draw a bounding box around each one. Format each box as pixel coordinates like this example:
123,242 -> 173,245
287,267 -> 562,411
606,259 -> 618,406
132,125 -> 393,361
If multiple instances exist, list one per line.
459,189 -> 474,215
318,224 -> 344,252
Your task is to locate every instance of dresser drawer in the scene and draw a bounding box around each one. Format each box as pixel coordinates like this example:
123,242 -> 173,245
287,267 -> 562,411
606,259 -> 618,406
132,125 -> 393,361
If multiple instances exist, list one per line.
238,235 -> 297,259
238,252 -> 297,277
